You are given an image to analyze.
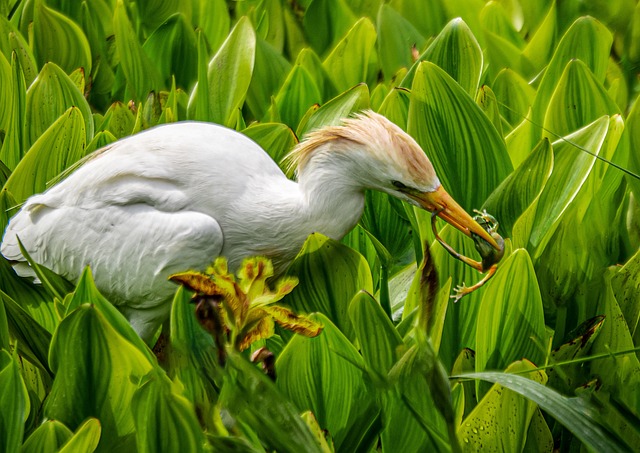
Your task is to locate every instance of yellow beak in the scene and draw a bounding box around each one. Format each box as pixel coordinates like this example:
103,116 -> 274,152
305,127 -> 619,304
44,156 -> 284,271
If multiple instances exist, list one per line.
413,185 -> 501,250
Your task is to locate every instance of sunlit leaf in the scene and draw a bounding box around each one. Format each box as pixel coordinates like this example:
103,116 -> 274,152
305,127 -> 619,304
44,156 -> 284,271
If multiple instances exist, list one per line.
58,418 -> 101,453
242,122 -> 297,166
408,61 -> 512,212
284,233 -> 373,340
377,4 -> 425,81
322,17 -> 377,93
303,0 -> 356,55
0,350 -> 30,453
33,0 -> 92,75
277,313 -> 372,449
4,107 -> 86,203
21,419 -> 73,452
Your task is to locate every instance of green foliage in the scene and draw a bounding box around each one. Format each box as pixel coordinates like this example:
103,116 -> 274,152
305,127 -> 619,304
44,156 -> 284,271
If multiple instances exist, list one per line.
1,1 -> 640,452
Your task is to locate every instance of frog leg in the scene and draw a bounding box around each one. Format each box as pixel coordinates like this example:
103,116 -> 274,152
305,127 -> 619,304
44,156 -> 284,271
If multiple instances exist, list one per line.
450,265 -> 499,302
431,211 -> 484,272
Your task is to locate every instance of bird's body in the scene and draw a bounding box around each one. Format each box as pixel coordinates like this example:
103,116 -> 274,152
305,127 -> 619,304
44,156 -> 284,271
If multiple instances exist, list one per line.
1,112 -> 500,341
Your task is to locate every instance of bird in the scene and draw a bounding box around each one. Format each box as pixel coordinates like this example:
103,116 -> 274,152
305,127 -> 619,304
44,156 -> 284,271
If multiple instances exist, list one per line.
1,111 -> 500,342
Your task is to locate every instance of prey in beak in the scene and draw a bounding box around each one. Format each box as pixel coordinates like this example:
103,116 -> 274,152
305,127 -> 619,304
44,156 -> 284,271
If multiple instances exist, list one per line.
410,186 -> 505,301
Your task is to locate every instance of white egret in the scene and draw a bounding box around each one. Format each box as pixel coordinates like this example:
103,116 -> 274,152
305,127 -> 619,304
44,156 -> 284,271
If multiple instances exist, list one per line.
1,111 -> 500,341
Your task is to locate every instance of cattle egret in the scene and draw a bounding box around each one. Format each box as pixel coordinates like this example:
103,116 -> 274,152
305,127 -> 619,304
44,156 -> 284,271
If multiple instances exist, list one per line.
1,111 -> 500,341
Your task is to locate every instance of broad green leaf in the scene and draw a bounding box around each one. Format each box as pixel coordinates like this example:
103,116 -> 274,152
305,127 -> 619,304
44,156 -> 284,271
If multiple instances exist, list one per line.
0,288 -> 52,372
274,65 -> 322,130
113,0 -> 162,101
0,16 -> 38,85
242,122 -> 297,166
349,290 -> 403,381
190,16 -> 256,127
132,373 -> 205,453
361,191 -> 412,263
0,287 -> 7,352
0,52 -> 26,171
521,1 -> 556,73
505,109 -> 536,168
298,83 -> 369,137
168,287 -> 221,432
492,68 -> 536,130
223,351 -> 323,453
193,0 -> 229,54
611,247 -> 640,339
458,361 -> 547,452
377,4 -> 425,81
21,419 -> 73,452
277,313 -> 372,449
65,267 -> 156,363
480,1 -> 524,47
58,418 -> 101,453
402,18 -> 483,97
476,84 -> 503,137
475,250 -> 547,377
482,138 -> 554,237
246,38 -> 291,120
590,272 -> 640,413
99,101 -> 135,139
284,233 -> 373,340
523,409 -> 555,453
24,62 -> 94,149
33,0 -> 92,75
322,18 -> 377,93
543,59 -> 619,139
45,304 -> 154,451
377,87 -> 410,130
16,239 -> 75,302
388,0 -> 447,37
191,30 -> 210,122
136,0 -> 182,31
303,0 -> 357,55
4,107 -> 86,203
532,16 -> 612,126
0,350 -> 30,453
142,13 -> 197,89
459,370 -> 630,453
408,61 -> 512,212
0,52 -> 11,135
528,116 -> 609,252
548,316 -> 605,394
296,47 -> 337,101
85,130 -> 118,154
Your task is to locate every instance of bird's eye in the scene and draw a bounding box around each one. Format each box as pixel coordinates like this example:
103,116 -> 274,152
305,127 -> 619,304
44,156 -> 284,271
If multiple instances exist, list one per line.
392,180 -> 408,190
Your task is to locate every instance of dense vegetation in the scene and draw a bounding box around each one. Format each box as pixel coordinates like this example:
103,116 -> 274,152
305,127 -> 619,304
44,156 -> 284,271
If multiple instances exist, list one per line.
1,0 -> 640,451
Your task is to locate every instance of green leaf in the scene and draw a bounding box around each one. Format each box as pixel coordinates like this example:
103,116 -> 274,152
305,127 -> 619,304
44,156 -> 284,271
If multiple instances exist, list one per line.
295,47 -> 337,101
348,290 -> 403,381
277,313 -> 372,450
246,38 -> 291,120
532,16 -> 613,126
33,0 -> 92,75
458,361 -> 547,452
3,107 -> 86,203
475,250 -> 547,376
0,51 -> 26,171
543,59 -> 619,139
99,101 -> 135,139
242,122 -> 297,167
274,65 -> 322,130
458,370 -> 630,453
527,116 -> 609,253
402,18 -> 483,98
0,350 -> 30,453
132,372 -> 205,453
482,138 -> 554,237
58,418 -> 101,453
377,87 -> 410,130
24,62 -> 94,150
113,0 -> 162,101
521,1 -> 557,73
223,350 -> 323,453
322,17 -> 377,93
142,13 -> 198,89
377,4 -> 425,81
0,16 -> 38,85
21,419 -> 73,453
191,16 -> 256,127
408,61 -> 512,212
492,68 -> 536,130
45,304 -> 154,451
193,0 -> 229,54
284,233 -> 373,340
297,83 -> 369,137
303,0 -> 357,55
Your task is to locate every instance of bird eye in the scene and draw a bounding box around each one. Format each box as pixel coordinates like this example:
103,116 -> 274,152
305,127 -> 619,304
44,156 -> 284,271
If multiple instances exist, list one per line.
392,180 -> 408,190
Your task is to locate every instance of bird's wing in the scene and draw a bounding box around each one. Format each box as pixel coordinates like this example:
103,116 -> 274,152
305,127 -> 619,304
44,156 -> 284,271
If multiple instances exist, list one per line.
2,201 -> 224,308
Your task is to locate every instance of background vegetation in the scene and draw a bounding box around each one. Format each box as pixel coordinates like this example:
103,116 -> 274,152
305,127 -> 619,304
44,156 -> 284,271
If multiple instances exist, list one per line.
1,0 -> 640,451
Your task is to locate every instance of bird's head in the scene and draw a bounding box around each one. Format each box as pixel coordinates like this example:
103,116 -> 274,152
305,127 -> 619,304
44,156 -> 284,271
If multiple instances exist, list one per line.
287,110 -> 501,250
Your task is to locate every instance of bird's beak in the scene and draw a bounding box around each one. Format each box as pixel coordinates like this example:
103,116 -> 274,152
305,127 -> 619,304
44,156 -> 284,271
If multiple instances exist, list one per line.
413,186 -> 501,250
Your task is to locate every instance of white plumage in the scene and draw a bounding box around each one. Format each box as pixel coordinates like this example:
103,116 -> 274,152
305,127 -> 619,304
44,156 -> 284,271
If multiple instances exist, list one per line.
1,112 -> 498,341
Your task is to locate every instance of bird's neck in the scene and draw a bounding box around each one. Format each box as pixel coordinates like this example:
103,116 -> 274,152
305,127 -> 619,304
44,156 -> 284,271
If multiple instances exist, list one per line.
296,150 -> 366,241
